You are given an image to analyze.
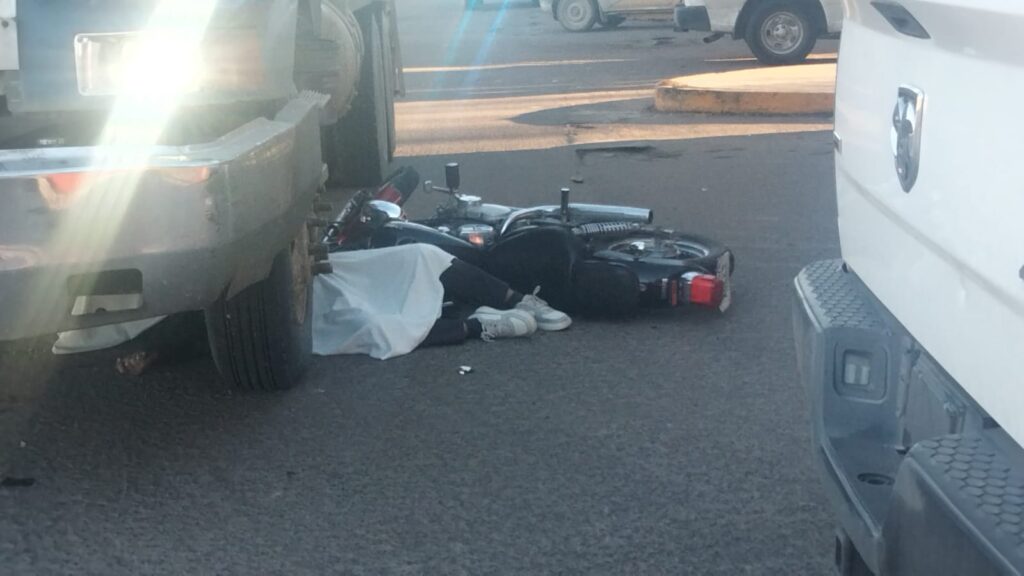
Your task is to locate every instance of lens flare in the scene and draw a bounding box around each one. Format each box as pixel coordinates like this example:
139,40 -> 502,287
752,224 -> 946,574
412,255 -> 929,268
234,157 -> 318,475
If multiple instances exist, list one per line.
16,0 -> 218,336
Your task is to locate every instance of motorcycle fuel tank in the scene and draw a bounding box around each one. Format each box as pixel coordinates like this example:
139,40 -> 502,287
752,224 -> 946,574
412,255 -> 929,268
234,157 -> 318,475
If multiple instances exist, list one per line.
369,221 -> 484,267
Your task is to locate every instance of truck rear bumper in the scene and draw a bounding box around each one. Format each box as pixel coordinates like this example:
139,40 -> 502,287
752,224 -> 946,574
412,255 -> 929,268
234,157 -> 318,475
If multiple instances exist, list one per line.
0,94 -> 325,341
794,260 -> 1024,575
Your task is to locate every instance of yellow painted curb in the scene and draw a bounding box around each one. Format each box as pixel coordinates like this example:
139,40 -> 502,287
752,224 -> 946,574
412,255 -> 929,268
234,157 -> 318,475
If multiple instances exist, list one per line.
655,63 -> 836,115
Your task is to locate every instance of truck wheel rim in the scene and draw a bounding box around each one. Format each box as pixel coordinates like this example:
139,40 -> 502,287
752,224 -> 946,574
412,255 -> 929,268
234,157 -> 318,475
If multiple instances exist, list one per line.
760,12 -> 804,55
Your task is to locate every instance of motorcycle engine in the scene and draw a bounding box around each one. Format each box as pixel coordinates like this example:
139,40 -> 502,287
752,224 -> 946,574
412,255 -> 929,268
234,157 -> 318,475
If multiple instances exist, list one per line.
457,224 -> 495,247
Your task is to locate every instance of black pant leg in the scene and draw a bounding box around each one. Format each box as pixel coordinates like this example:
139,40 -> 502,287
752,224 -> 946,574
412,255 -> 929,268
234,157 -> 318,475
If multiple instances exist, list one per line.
439,259 -> 514,308
419,318 -> 469,347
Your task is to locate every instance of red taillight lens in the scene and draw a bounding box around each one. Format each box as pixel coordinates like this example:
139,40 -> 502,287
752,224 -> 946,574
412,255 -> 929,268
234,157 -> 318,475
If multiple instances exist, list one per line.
686,274 -> 724,308
45,172 -> 89,196
39,167 -> 212,209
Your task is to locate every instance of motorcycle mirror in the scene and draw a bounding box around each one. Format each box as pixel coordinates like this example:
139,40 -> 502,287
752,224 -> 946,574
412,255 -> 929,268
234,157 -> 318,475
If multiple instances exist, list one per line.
445,162 -> 461,191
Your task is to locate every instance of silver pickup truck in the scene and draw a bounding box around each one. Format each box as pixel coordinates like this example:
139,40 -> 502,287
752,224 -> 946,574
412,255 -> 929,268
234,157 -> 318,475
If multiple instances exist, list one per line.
0,0 -> 401,391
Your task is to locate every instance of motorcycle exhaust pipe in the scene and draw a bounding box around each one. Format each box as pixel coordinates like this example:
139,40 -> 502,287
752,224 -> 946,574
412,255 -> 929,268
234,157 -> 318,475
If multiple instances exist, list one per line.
565,203 -> 653,225
499,204 -> 653,236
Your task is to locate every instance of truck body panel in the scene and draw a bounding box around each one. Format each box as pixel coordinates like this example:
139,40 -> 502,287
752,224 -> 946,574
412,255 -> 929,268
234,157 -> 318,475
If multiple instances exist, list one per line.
796,0 -> 1024,572
834,0 -> 1024,448
0,0 -> 16,71
0,0 -> 401,345
599,0 -> 678,14
0,95 -> 324,341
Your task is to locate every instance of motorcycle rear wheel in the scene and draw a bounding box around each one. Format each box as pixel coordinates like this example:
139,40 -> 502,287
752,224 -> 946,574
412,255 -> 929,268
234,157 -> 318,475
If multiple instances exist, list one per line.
591,229 -> 734,275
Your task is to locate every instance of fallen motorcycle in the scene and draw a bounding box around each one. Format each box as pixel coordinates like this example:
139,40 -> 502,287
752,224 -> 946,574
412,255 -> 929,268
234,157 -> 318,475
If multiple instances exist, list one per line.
325,163 -> 734,315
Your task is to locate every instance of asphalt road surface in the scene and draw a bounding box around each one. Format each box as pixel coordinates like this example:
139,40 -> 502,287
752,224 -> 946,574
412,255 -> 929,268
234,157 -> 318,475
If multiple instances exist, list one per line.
0,2 -> 841,574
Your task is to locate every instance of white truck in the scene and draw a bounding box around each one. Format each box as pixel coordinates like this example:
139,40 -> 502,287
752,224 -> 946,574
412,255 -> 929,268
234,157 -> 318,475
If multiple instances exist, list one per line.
675,0 -> 843,64
794,0 -> 1024,574
0,0 -> 401,391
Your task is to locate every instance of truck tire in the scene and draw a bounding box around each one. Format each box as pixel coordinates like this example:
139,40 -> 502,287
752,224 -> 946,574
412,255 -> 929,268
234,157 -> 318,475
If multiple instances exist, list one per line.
557,0 -> 599,32
323,8 -> 393,188
744,0 -> 817,65
205,226 -> 313,392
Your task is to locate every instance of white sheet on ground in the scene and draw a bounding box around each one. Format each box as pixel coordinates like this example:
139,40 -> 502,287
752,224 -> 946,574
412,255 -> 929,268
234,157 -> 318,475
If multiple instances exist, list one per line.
312,244 -> 453,359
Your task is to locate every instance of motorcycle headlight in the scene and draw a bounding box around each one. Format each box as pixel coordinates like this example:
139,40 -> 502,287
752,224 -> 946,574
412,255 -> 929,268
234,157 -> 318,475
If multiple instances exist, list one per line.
457,224 -> 495,247
74,30 -> 265,97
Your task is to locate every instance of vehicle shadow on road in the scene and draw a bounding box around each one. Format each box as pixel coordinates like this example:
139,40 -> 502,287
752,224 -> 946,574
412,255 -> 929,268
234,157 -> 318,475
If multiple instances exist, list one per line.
511,95 -> 833,128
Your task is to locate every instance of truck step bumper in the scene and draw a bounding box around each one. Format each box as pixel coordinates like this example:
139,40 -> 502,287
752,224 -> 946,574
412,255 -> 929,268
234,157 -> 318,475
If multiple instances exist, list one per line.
794,260 -> 1024,575
883,434 -> 1024,575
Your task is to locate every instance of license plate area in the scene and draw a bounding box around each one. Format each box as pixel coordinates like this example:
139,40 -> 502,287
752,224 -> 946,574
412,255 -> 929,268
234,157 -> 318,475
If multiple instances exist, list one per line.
74,32 -> 145,96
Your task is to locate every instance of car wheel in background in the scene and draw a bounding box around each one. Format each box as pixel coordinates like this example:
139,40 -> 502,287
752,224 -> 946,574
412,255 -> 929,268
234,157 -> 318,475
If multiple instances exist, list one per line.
557,0 -> 599,32
744,0 -> 817,65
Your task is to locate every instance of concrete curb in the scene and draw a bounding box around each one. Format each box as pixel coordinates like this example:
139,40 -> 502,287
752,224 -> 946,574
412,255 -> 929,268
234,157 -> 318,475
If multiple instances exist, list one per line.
655,63 -> 836,115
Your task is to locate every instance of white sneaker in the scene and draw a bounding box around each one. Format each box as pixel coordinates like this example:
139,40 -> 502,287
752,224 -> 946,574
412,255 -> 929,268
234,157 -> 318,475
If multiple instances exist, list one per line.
469,307 -> 537,341
516,288 -> 572,331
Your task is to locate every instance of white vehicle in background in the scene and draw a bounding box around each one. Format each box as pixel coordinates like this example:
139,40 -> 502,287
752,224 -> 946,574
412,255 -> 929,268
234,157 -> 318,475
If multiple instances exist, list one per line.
675,0 -> 842,64
538,0 -> 678,32
465,0 -> 540,10
794,0 -> 1024,574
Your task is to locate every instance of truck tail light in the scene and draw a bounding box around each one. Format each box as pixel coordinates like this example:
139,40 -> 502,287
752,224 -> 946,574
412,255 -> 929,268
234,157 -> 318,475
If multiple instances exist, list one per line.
39,166 -> 211,208
45,172 -> 91,196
